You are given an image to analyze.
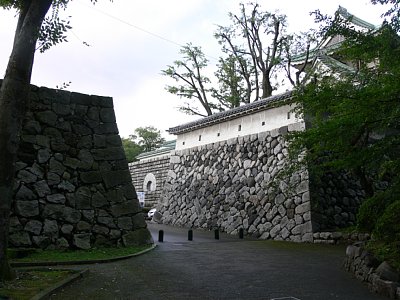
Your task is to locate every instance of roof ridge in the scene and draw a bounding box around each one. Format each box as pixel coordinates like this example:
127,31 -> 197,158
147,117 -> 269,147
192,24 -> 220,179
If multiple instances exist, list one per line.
168,91 -> 293,134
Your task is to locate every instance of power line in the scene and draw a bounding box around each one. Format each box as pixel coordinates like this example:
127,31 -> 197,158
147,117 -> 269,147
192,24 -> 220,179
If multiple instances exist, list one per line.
77,2 -> 219,61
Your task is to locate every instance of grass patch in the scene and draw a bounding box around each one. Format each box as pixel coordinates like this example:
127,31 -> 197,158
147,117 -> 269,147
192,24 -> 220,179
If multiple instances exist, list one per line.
11,244 -> 152,263
366,241 -> 400,272
0,269 -> 75,300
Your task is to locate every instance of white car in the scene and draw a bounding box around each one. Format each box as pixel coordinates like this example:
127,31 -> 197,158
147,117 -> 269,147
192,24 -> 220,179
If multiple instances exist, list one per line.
147,208 -> 156,220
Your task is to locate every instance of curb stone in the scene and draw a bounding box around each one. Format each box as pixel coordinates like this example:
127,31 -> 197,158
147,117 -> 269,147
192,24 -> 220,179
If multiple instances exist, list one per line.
30,268 -> 88,300
11,244 -> 157,267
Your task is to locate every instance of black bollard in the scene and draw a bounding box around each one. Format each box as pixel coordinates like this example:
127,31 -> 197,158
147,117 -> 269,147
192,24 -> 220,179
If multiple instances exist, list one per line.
214,229 -> 219,240
239,228 -> 244,239
188,229 -> 193,241
158,230 -> 164,242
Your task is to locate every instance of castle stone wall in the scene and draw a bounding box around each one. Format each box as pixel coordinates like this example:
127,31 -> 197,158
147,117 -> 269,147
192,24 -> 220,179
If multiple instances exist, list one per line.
158,124 -> 314,242
129,156 -> 170,208
157,123 -> 365,241
5,82 -> 152,249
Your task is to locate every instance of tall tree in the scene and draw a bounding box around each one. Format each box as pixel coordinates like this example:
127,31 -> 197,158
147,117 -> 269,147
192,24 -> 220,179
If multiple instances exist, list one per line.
131,126 -> 166,152
0,0 -> 107,282
162,43 -> 217,117
215,2 -> 288,100
287,7 -> 400,245
121,137 -> 143,163
211,55 -> 248,110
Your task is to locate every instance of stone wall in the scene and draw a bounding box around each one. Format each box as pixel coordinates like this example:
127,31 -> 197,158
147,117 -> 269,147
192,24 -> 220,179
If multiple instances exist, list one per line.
310,172 -> 365,231
158,124 -> 315,242
129,156 -> 170,208
344,243 -> 400,299
157,123 -> 365,241
6,81 -> 152,249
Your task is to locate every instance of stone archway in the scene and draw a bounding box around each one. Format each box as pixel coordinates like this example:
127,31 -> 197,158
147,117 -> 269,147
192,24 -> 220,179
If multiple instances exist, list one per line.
143,173 -> 157,192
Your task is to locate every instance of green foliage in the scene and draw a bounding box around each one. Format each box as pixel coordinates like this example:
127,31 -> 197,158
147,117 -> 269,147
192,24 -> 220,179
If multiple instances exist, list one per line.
132,126 -> 166,152
286,5 -> 400,254
162,43 -> 216,117
366,240 -> 400,271
10,245 -> 151,262
357,189 -> 396,232
374,200 -> 400,242
37,15 -> 72,53
0,269 -> 75,300
121,137 -> 142,163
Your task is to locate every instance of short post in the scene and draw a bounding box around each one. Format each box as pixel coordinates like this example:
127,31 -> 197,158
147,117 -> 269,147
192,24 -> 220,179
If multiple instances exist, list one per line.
214,229 -> 219,240
239,228 -> 244,239
158,230 -> 164,242
188,229 -> 193,241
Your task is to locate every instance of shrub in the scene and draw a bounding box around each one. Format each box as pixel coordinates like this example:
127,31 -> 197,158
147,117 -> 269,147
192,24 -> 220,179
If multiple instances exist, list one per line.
374,200 -> 400,243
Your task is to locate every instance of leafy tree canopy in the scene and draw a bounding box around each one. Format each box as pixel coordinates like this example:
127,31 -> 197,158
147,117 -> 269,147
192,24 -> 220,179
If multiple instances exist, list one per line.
287,7 -> 400,244
129,126 -> 166,153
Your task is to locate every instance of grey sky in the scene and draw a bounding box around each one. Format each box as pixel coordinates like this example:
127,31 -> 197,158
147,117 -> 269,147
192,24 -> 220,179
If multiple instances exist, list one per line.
0,0 -> 388,139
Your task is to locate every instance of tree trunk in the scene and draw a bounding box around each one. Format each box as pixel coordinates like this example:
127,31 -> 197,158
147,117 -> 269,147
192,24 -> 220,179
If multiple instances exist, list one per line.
261,70 -> 273,99
0,0 -> 52,282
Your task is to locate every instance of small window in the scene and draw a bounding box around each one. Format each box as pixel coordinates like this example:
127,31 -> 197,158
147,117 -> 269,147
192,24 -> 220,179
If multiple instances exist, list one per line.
238,125 -> 242,131
287,112 -> 291,119
199,135 -> 202,141
146,181 -> 152,191
182,141 -> 185,145
261,121 -> 265,126
217,132 -> 220,137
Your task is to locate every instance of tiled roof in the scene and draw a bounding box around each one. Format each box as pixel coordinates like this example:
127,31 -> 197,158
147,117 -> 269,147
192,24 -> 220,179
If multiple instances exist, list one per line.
292,6 -> 378,65
136,140 -> 176,159
168,91 -> 293,135
337,6 -> 377,30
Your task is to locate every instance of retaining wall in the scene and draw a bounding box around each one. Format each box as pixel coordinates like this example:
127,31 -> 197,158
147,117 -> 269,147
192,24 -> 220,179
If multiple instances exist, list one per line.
157,123 -> 364,241
5,82 -> 152,249
129,156 -> 170,208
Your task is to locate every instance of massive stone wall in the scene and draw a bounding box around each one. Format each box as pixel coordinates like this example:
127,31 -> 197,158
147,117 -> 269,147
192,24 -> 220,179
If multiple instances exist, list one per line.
157,123 -> 365,241
6,82 -> 152,249
310,172 -> 364,231
158,124 -> 315,242
129,156 -> 170,208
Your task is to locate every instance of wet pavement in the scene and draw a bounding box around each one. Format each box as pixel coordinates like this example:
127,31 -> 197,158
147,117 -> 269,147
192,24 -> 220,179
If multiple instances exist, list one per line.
50,223 -> 387,300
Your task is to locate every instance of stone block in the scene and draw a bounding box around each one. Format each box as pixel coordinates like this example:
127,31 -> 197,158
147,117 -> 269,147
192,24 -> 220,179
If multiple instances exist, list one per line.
111,202 -> 141,217
122,228 -> 153,247
376,261 -> 400,282
24,220 -> 42,235
81,171 -> 102,184
62,207 -> 81,224
295,202 -> 310,215
43,219 -> 59,237
102,170 -> 132,188
93,224 -> 110,235
76,221 -> 91,232
100,108 -> 116,123
73,233 -> 91,249
292,221 -> 312,236
16,185 -> 36,200
75,187 -> 92,209
9,232 -> 32,247
32,236 -> 51,248
46,193 -> 66,204
118,217 -> 133,230
15,200 -> 39,217
97,216 -> 116,229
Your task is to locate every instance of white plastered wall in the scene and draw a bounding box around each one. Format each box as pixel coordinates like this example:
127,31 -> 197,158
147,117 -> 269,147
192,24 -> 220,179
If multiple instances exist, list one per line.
175,104 -> 300,150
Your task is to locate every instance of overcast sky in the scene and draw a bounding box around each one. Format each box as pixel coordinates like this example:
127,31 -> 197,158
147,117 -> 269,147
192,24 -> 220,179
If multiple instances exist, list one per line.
0,0 -> 389,139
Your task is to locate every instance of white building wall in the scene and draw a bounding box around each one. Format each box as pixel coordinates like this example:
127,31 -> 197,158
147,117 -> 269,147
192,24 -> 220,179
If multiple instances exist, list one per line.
175,104 -> 300,150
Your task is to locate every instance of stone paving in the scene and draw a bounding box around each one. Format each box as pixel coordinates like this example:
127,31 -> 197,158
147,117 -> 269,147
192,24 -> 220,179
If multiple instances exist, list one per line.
50,223 -> 387,300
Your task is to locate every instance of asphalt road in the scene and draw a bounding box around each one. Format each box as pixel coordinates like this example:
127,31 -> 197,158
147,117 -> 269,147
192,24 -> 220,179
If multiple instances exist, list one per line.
50,223 -> 387,300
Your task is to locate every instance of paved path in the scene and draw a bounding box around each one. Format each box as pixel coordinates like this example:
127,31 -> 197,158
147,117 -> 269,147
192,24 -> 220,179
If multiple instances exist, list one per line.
50,223 -> 386,300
